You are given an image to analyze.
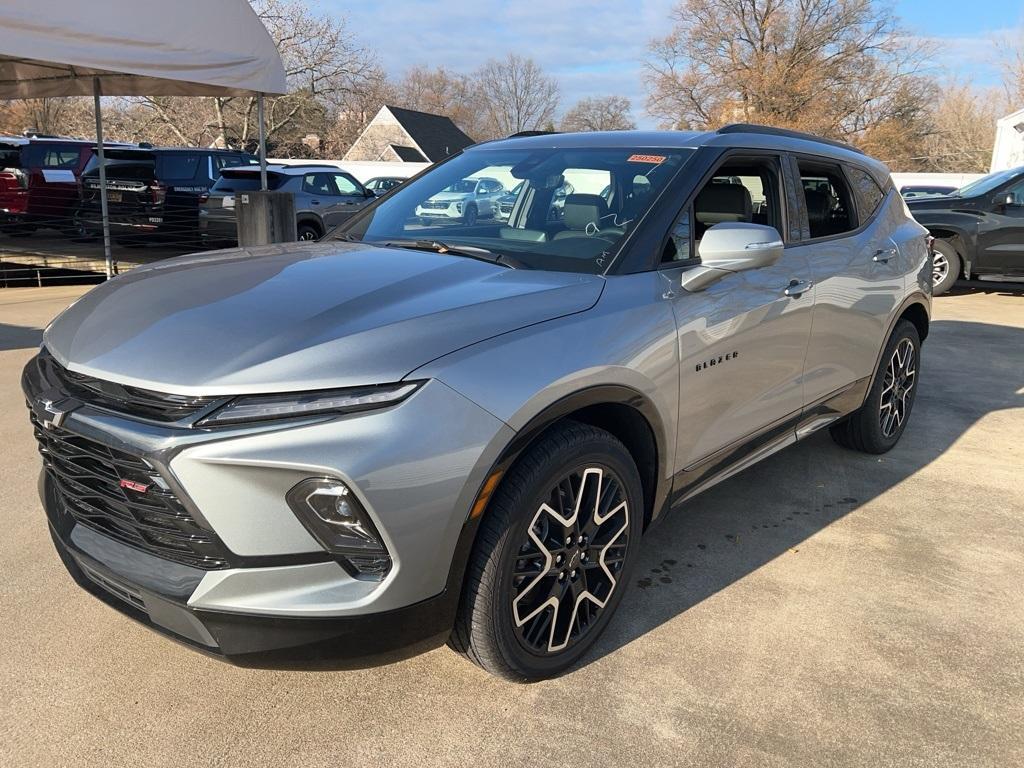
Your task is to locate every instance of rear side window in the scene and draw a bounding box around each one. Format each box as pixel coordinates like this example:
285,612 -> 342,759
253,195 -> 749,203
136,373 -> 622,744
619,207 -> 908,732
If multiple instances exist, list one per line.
156,154 -> 201,180
211,173 -> 285,192
797,161 -> 856,239
23,145 -> 81,169
847,166 -> 886,219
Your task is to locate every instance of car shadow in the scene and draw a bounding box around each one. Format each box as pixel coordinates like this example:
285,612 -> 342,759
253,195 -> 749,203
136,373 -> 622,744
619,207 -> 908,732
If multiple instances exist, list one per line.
581,318 -> 1024,671
0,322 -> 43,352
950,279 -> 1024,296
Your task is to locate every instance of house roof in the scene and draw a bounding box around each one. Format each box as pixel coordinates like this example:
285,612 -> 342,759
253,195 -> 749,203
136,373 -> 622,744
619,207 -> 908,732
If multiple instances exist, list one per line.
385,105 -> 475,162
389,144 -> 428,163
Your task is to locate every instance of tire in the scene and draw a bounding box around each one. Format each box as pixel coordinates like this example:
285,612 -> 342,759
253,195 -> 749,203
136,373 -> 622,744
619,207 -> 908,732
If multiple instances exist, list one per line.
297,223 -> 320,241
450,421 -> 643,681
931,239 -> 960,296
830,319 -> 921,454
462,204 -> 478,226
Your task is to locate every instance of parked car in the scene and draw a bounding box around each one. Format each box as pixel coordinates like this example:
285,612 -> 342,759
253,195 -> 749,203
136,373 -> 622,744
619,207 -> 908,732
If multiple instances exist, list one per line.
199,164 -> 374,244
24,125 -> 930,681
414,176 -> 504,224
0,135 -> 131,236
76,146 -> 257,244
364,176 -> 407,195
900,184 -> 958,200
907,165 -> 1024,294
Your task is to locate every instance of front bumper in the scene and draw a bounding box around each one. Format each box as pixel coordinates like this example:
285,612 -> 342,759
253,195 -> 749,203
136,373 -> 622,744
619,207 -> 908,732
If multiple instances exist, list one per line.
25,356 -> 514,665
43,473 -> 457,665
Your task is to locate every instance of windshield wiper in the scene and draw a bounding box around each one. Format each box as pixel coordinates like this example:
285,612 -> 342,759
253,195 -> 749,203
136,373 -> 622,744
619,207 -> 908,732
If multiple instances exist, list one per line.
381,239 -> 519,268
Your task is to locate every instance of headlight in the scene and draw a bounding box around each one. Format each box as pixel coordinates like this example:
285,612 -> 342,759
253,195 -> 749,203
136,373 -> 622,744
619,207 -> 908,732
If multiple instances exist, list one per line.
455,201 -> 463,213
197,382 -> 421,427
286,478 -> 391,580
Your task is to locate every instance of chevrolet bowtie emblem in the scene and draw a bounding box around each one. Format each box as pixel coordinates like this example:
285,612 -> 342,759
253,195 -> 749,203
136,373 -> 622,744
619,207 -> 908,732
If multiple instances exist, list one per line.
39,397 -> 72,430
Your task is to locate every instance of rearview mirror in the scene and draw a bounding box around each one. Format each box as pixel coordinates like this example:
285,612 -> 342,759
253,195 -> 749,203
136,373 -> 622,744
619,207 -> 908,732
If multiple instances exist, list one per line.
681,223 -> 784,292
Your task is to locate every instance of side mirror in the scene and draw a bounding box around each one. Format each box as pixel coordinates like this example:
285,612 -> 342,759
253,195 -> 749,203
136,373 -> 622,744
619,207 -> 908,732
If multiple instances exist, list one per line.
363,188 -> 375,197
681,223 -> 784,292
995,192 -> 1020,207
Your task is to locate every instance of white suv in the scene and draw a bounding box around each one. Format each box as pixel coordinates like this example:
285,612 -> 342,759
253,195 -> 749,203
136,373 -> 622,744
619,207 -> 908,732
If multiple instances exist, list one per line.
415,176 -> 504,225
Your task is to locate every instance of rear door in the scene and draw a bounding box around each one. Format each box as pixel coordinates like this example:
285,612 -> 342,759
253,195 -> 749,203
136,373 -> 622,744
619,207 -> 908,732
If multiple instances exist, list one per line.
788,156 -> 906,412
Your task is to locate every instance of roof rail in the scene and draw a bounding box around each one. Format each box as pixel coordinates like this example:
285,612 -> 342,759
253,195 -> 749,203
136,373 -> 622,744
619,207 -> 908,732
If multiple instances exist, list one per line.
716,123 -> 865,155
508,130 -> 560,138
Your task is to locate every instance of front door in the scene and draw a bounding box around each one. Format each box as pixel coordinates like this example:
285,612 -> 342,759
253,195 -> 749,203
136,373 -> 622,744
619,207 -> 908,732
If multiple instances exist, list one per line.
665,153 -> 814,488
976,176 -> 1024,274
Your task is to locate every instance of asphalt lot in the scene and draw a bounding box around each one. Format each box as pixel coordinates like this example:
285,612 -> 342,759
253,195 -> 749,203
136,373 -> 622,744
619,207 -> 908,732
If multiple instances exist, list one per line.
1,282 -> 1022,767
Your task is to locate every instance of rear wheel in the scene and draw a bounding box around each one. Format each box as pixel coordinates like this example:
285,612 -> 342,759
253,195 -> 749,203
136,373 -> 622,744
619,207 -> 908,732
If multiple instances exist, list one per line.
451,421 -> 642,681
462,204 -> 478,226
830,319 -> 921,454
297,223 -> 321,241
931,239 -> 960,296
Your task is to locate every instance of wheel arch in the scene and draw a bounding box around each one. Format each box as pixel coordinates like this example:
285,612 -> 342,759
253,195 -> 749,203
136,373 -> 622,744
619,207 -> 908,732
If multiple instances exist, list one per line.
296,215 -> 324,236
440,385 -> 671,624
864,294 -> 930,398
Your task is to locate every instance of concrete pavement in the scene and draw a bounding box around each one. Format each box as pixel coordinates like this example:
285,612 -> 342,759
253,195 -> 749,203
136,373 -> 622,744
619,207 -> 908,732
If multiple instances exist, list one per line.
0,283 -> 1021,767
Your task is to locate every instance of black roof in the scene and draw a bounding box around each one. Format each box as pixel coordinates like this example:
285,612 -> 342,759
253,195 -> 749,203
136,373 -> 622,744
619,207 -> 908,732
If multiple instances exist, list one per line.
385,105 -> 475,162
390,144 -> 428,163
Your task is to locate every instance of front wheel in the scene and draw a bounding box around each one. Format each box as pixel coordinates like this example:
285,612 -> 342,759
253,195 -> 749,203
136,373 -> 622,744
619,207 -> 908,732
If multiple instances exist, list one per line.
450,421 -> 643,681
931,239 -> 960,296
462,204 -> 478,226
297,223 -> 321,241
830,319 -> 921,454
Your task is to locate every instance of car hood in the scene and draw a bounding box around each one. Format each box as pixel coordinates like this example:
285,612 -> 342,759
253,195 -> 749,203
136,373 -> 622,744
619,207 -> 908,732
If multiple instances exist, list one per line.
427,192 -> 471,203
44,242 -> 604,395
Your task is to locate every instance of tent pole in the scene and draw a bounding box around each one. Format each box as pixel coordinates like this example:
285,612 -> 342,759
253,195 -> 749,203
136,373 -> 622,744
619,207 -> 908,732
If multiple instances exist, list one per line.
257,93 -> 268,191
92,78 -> 113,279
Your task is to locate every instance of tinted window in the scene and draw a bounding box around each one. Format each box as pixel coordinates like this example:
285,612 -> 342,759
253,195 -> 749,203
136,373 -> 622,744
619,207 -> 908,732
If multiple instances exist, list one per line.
211,172 -> 285,192
798,162 -> 855,239
23,145 -> 81,169
156,154 -> 201,180
847,166 -> 885,218
82,152 -> 156,181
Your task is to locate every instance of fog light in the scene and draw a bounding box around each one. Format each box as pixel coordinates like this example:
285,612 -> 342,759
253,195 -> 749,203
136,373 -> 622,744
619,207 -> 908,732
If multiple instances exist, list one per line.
286,478 -> 391,581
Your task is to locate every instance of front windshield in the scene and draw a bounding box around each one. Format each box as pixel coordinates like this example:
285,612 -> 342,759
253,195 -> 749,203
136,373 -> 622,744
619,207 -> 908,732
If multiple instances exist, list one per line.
955,166 -> 1024,198
443,180 -> 478,194
337,146 -> 693,274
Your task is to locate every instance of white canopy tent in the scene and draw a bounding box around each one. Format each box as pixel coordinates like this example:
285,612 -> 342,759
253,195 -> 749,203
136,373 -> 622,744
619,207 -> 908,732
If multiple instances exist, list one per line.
0,0 -> 287,276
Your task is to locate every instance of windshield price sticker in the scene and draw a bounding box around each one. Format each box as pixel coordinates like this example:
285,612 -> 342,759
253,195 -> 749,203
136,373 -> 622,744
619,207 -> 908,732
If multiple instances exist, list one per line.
627,154 -> 666,164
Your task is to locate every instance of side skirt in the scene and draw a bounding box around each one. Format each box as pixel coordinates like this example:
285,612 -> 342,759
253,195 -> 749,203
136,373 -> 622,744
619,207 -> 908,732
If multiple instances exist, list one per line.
668,377 -> 869,509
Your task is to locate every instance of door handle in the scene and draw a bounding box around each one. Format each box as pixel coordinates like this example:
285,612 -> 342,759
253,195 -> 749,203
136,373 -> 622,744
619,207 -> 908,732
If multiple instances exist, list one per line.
872,247 -> 897,263
310,199 -> 320,206
784,279 -> 813,297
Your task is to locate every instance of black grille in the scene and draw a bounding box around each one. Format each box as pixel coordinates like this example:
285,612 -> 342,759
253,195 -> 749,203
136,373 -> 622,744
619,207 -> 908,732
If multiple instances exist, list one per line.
37,351 -> 219,423
32,412 -> 231,570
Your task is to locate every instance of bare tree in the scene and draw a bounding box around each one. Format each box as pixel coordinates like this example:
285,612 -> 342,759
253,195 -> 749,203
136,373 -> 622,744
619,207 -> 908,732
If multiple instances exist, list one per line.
474,55 -> 560,139
123,0 -> 383,153
395,66 -> 482,138
559,96 -> 636,132
916,84 -> 1003,172
645,0 -> 935,151
997,29 -> 1024,109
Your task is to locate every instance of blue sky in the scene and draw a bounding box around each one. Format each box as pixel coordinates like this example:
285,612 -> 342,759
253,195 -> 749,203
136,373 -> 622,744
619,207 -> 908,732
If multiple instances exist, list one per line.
327,0 -> 1024,128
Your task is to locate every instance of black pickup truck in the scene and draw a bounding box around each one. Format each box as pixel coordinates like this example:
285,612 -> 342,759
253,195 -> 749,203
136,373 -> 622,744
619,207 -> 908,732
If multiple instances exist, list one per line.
908,165 -> 1024,294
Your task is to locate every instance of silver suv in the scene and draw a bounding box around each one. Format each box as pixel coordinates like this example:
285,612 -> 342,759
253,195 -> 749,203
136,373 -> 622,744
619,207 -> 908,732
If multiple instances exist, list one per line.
24,125 -> 931,681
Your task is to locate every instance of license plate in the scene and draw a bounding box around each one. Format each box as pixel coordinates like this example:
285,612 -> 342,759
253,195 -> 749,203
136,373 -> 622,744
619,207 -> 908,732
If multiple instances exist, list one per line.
222,196 -> 235,209
106,190 -> 122,203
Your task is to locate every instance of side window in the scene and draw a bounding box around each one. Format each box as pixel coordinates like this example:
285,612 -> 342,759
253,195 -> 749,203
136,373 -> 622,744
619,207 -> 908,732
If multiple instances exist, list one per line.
797,161 -> 856,239
847,166 -> 886,220
330,173 -> 361,195
158,153 -> 201,180
1005,177 -> 1024,204
303,173 -> 333,196
663,157 -> 783,264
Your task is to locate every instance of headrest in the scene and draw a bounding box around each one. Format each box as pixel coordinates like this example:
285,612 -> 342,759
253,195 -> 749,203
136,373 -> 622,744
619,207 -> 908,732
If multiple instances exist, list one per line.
803,188 -> 830,225
562,193 -> 608,231
695,183 -> 752,224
